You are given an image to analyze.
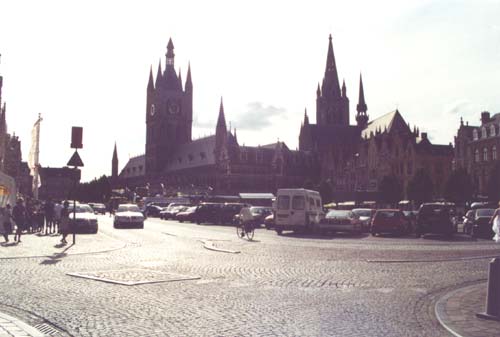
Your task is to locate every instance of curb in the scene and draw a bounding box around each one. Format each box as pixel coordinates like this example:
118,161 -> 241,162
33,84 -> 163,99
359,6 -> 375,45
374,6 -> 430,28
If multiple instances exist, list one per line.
434,282 -> 486,337
367,254 -> 500,264
0,312 -> 45,337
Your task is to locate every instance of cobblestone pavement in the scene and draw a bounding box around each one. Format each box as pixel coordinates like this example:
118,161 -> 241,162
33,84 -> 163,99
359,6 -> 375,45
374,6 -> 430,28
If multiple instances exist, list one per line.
1,215 -> 499,336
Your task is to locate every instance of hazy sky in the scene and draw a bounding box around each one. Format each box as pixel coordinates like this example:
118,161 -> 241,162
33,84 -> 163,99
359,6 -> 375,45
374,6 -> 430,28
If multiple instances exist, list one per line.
0,0 -> 499,182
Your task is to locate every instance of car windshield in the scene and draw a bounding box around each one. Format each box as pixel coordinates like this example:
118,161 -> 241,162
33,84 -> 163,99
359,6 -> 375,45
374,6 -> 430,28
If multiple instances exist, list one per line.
186,206 -> 197,212
376,211 -> 399,218
326,210 -> 352,218
117,205 -> 141,212
476,208 -> 495,217
251,207 -> 271,215
74,205 -> 94,213
352,209 -> 372,217
419,205 -> 449,216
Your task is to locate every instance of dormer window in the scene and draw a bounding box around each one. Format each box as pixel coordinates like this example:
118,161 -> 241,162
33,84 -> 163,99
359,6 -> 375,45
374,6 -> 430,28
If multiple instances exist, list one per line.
483,147 -> 488,161
475,149 -> 479,162
188,154 -> 194,162
490,124 -> 496,137
473,129 -> 478,140
482,127 -> 487,138
493,146 -> 497,160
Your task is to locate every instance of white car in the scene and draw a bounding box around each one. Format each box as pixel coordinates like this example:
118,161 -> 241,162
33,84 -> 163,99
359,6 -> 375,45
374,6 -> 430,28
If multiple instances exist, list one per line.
114,204 -> 145,229
68,204 -> 99,234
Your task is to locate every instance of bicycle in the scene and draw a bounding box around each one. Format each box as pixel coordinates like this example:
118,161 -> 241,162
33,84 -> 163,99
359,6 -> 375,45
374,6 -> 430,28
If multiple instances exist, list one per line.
236,220 -> 254,240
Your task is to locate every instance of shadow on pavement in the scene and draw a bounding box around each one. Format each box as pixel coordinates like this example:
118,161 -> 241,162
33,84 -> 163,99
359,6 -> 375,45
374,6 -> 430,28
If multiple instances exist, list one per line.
40,243 -> 74,265
281,232 -> 369,240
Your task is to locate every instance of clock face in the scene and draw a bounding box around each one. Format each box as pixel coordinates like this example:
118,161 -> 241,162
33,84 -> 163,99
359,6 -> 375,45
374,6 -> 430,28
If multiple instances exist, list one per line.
168,100 -> 180,114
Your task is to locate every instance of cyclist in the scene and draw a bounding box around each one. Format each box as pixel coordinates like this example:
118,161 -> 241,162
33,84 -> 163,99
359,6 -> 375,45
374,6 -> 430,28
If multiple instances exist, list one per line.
238,204 -> 253,237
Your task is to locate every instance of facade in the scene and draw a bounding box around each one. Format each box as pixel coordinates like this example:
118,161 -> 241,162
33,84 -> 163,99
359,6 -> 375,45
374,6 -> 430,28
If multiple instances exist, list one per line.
300,35 -> 453,201
39,167 -> 81,201
454,112 -> 500,195
118,39 -> 317,195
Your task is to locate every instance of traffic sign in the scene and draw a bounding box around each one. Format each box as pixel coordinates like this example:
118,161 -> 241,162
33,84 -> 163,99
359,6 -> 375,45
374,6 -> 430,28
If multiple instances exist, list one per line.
67,150 -> 84,167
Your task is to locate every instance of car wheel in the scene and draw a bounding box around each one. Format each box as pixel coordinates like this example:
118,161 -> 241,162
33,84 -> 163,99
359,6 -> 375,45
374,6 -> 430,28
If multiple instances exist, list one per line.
276,229 -> 283,235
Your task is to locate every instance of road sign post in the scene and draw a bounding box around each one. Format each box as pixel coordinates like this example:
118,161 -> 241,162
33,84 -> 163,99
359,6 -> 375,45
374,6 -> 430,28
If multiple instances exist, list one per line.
68,127 -> 84,245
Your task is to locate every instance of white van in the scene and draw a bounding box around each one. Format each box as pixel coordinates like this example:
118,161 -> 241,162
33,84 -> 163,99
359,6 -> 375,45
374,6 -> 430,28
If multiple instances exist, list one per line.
274,188 -> 324,234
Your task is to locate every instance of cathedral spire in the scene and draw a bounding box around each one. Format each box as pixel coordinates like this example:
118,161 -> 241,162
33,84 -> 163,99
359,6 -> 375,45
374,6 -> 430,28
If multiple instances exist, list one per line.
147,65 -> 154,91
166,38 -> 175,67
178,67 -> 183,91
155,60 -> 162,88
112,142 -> 118,179
356,73 -> 368,128
322,34 -> 340,96
185,62 -> 192,92
216,97 -> 227,131
304,108 -> 309,125
341,79 -> 346,97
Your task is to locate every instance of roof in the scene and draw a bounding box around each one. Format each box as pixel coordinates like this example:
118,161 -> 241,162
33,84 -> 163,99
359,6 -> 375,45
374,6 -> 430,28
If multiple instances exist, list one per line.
166,136 -> 216,172
361,110 -> 411,139
239,193 -> 275,199
120,155 -> 145,178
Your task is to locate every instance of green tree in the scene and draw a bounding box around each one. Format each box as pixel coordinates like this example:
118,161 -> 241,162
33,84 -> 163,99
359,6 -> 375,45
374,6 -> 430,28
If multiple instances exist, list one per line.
444,168 -> 473,204
378,174 -> 402,206
75,175 -> 112,203
407,169 -> 433,206
487,163 -> 500,203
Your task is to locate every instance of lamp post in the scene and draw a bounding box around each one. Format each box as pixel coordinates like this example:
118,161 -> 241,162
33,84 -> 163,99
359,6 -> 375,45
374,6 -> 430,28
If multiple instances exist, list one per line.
67,127 -> 84,245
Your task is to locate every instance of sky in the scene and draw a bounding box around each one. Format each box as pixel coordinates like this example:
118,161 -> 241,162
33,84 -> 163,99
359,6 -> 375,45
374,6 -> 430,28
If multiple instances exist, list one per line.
0,0 -> 499,182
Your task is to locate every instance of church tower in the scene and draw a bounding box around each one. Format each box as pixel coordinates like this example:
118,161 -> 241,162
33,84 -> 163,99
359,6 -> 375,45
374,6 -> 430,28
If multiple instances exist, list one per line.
316,34 -> 349,126
145,38 -> 193,176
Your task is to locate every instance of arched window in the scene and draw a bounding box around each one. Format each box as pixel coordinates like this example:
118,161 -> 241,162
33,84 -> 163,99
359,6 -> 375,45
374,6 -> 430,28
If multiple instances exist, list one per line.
493,146 -> 497,161
475,149 -> 480,162
473,129 -> 478,140
482,127 -> 487,138
483,147 -> 488,161
490,124 -> 496,137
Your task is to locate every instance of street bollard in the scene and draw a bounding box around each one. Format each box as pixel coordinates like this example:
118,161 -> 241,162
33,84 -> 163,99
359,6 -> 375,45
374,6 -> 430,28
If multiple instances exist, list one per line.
476,258 -> 500,321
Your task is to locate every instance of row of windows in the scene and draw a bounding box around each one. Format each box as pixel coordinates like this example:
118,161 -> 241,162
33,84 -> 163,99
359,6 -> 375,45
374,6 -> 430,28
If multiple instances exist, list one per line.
277,195 -> 321,211
474,146 -> 498,162
177,152 -> 207,164
472,124 -> 499,140
125,165 -> 144,174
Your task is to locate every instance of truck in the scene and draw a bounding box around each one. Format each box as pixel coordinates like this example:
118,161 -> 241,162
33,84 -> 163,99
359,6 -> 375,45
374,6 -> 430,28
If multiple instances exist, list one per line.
273,188 -> 324,235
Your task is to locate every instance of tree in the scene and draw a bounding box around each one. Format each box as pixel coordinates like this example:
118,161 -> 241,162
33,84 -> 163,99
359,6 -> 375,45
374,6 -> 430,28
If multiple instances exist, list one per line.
487,163 -> 500,203
444,168 -> 473,204
378,174 -> 402,206
318,179 -> 333,204
75,175 -> 112,203
407,169 -> 433,206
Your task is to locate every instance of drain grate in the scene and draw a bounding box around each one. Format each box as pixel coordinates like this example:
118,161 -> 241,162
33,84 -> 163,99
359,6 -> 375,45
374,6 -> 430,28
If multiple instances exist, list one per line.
34,322 -> 60,335
67,268 -> 200,285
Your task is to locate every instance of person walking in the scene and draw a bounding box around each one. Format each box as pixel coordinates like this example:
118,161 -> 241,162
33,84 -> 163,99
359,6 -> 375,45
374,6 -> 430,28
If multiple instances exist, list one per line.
54,201 -> 62,234
12,198 -> 26,243
3,204 -> 12,242
60,201 -> 70,244
44,199 -> 55,234
489,201 -> 500,243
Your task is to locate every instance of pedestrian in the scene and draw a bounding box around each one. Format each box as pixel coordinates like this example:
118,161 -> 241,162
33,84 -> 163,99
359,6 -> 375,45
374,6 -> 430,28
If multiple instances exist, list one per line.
0,207 -> 7,242
238,204 -> 253,237
12,198 -> 26,243
54,201 -> 62,234
489,201 -> 500,243
44,199 -> 55,234
60,201 -> 70,244
3,204 -> 12,242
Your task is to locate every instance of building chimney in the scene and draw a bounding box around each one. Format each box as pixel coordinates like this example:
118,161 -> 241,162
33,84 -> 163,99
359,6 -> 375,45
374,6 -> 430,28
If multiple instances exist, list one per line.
421,132 -> 428,140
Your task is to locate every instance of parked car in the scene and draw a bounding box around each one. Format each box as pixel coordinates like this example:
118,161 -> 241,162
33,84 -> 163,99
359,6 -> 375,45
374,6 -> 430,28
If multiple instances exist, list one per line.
175,206 -> 198,223
462,210 -> 476,234
88,202 -> 106,215
415,203 -> 455,238
471,208 -> 496,239
114,204 -> 145,228
371,209 -> 410,236
318,210 -> 362,234
218,203 -> 248,225
194,202 -> 223,224
144,203 -> 163,218
352,208 -> 376,231
68,204 -> 98,234
274,188 -> 323,234
160,204 -> 188,220
234,206 -> 273,227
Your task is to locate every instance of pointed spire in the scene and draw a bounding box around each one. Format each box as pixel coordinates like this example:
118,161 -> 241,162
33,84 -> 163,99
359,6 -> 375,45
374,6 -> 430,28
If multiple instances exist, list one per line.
323,34 -> 340,96
147,65 -> 154,91
356,73 -> 367,113
234,128 -> 238,143
316,83 -> 321,97
341,79 -> 346,97
304,108 -> 309,125
166,38 -> 175,66
112,142 -> 118,178
178,67 -> 183,91
460,117 -> 464,126
217,97 -> 227,130
155,59 -> 162,88
185,62 -> 192,92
